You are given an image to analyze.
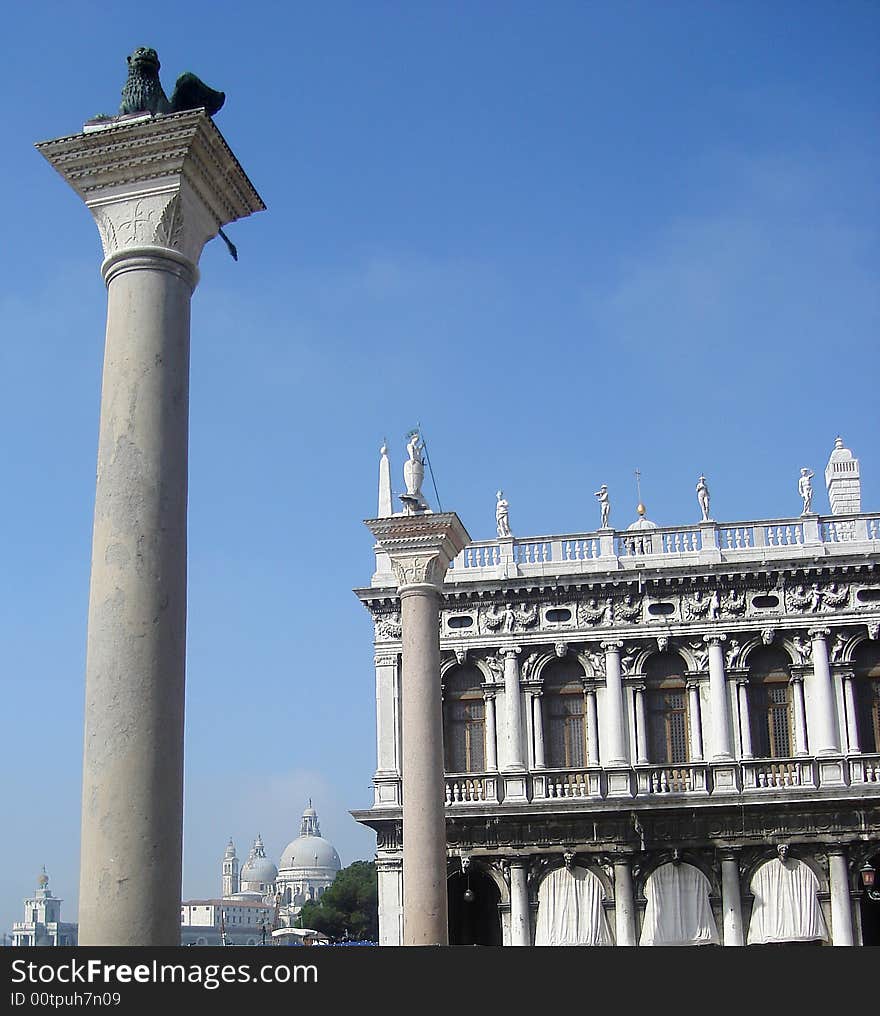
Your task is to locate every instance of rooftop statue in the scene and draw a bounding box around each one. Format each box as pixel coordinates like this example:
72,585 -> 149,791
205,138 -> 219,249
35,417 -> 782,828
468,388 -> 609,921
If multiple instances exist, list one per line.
696,474 -> 711,522
798,468 -> 815,516
119,47 -> 225,117
400,430 -> 430,514
495,490 -> 512,538
595,484 -> 610,529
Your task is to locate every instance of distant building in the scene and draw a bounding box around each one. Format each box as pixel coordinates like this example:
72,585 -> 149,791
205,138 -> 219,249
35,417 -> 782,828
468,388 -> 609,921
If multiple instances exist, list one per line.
181,801 -> 342,944
355,435 -> 880,946
10,868 -> 77,946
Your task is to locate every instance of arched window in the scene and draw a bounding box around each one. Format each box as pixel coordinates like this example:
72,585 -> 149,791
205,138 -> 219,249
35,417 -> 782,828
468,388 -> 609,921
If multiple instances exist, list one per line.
443,665 -> 486,773
853,642 -> 880,753
645,653 -> 689,765
542,659 -> 587,769
748,647 -> 793,759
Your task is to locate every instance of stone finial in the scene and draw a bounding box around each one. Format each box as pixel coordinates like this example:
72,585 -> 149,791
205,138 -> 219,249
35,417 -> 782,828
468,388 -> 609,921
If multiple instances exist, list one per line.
377,441 -> 393,518
825,436 -> 861,516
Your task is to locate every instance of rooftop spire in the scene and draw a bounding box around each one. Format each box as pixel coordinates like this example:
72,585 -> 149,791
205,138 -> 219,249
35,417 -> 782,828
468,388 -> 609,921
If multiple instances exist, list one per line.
378,441 -> 393,517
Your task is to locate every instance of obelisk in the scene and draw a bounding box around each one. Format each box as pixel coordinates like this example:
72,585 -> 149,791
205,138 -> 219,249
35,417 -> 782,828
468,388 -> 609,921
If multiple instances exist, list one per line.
37,104 -> 264,944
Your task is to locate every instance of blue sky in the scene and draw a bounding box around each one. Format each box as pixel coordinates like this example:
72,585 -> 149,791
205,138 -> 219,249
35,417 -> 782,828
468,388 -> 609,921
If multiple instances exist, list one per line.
1,1 -> 878,935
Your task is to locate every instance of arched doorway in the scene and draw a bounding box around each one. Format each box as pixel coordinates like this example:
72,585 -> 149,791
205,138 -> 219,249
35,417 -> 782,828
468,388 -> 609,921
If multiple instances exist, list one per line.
447,867 -> 502,945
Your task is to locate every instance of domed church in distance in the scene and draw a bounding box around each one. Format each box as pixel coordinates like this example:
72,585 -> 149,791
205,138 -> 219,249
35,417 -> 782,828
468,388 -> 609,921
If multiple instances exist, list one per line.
180,800 -> 342,945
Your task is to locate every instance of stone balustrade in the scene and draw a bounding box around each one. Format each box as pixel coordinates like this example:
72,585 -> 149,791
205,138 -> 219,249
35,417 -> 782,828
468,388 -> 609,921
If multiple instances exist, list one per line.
436,754 -> 880,806
444,512 -> 880,583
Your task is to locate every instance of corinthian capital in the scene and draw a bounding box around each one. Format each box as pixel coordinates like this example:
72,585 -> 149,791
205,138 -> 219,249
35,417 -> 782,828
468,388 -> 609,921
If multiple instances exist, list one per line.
366,512 -> 470,591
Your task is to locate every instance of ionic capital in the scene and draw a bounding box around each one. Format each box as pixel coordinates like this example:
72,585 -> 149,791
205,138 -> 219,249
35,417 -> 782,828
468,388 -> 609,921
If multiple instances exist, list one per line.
502,646 -> 522,660
808,626 -> 832,642
704,633 -> 727,646
601,640 -> 624,653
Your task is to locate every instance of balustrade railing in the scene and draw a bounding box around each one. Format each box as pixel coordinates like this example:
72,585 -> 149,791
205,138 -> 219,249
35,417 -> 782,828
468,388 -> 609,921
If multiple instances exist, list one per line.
444,775 -> 498,805
444,512 -> 880,578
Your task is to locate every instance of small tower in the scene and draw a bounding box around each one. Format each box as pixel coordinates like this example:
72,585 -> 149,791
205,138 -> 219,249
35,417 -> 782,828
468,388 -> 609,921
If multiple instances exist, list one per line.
300,799 -> 321,838
221,838 -> 239,898
825,436 -> 861,515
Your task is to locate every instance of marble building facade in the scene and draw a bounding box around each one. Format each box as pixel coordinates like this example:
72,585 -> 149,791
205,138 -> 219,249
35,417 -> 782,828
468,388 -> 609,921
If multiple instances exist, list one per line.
354,436 -> 880,946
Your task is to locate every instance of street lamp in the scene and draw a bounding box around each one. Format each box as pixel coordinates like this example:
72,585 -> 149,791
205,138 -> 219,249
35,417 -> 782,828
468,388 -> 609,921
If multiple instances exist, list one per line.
860,861 -> 879,902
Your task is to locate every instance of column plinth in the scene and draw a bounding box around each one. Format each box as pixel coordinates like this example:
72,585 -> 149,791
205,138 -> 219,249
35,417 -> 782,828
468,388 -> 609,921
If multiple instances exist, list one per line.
366,512 -> 470,946
37,111 -> 264,946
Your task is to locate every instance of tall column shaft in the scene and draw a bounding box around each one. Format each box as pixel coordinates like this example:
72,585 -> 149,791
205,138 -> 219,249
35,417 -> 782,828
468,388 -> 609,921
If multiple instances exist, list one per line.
586,689 -> 600,766
485,692 -> 498,771
791,676 -> 809,756
842,673 -> 860,753
634,686 -> 648,765
532,693 -> 546,769
828,847 -> 854,946
613,859 -> 637,946
687,681 -> 704,761
400,586 -> 447,944
707,637 -> 733,759
38,110 -> 265,947
602,643 -> 629,765
78,254 -> 193,945
508,861 -> 531,946
366,510 -> 470,947
503,648 -> 525,770
720,852 -> 744,946
809,629 -> 840,754
737,680 -> 753,758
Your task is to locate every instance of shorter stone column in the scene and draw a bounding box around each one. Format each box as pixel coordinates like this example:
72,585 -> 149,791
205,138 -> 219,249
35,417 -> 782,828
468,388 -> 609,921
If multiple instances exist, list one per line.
687,680 -> 704,761
633,685 -> 649,765
585,686 -> 600,766
613,858 -> 637,946
809,628 -> 840,754
736,678 -> 753,759
828,846 -> 854,946
531,692 -> 546,770
508,860 -> 531,946
841,671 -> 861,754
790,674 -> 810,756
719,850 -> 744,946
484,689 -> 498,772
602,641 -> 629,765
706,635 -> 733,759
503,647 -> 526,770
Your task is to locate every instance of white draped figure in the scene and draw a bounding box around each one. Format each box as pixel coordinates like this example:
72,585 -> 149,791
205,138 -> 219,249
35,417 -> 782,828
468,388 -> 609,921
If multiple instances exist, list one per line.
639,863 -> 719,946
534,866 -> 613,946
747,857 -> 829,944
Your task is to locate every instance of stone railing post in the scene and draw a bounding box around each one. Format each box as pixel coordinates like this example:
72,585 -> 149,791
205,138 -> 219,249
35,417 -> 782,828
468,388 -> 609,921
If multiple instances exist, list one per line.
37,111 -> 264,946
367,512 -> 470,946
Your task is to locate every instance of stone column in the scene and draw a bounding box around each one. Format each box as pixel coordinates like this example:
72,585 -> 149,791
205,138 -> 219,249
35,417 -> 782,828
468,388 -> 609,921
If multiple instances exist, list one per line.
705,635 -> 733,759
484,690 -> 498,772
613,858 -> 637,946
736,678 -> 753,759
719,850 -> 744,946
633,685 -> 649,764
841,671 -> 860,754
828,846 -> 854,946
503,647 -> 526,770
367,512 -> 470,946
790,674 -> 810,756
585,686 -> 600,766
37,112 -> 264,945
531,691 -> 546,770
809,627 -> 840,754
508,860 -> 531,946
687,680 -> 704,761
602,641 -> 629,765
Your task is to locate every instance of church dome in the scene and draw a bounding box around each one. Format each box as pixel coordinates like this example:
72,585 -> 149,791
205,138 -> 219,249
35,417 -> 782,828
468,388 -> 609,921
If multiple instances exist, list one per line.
278,802 -> 341,875
240,834 -> 277,886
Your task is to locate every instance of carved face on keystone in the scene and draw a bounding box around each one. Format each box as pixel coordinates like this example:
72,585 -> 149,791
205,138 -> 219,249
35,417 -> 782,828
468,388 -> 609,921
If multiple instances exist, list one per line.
128,47 -> 160,73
